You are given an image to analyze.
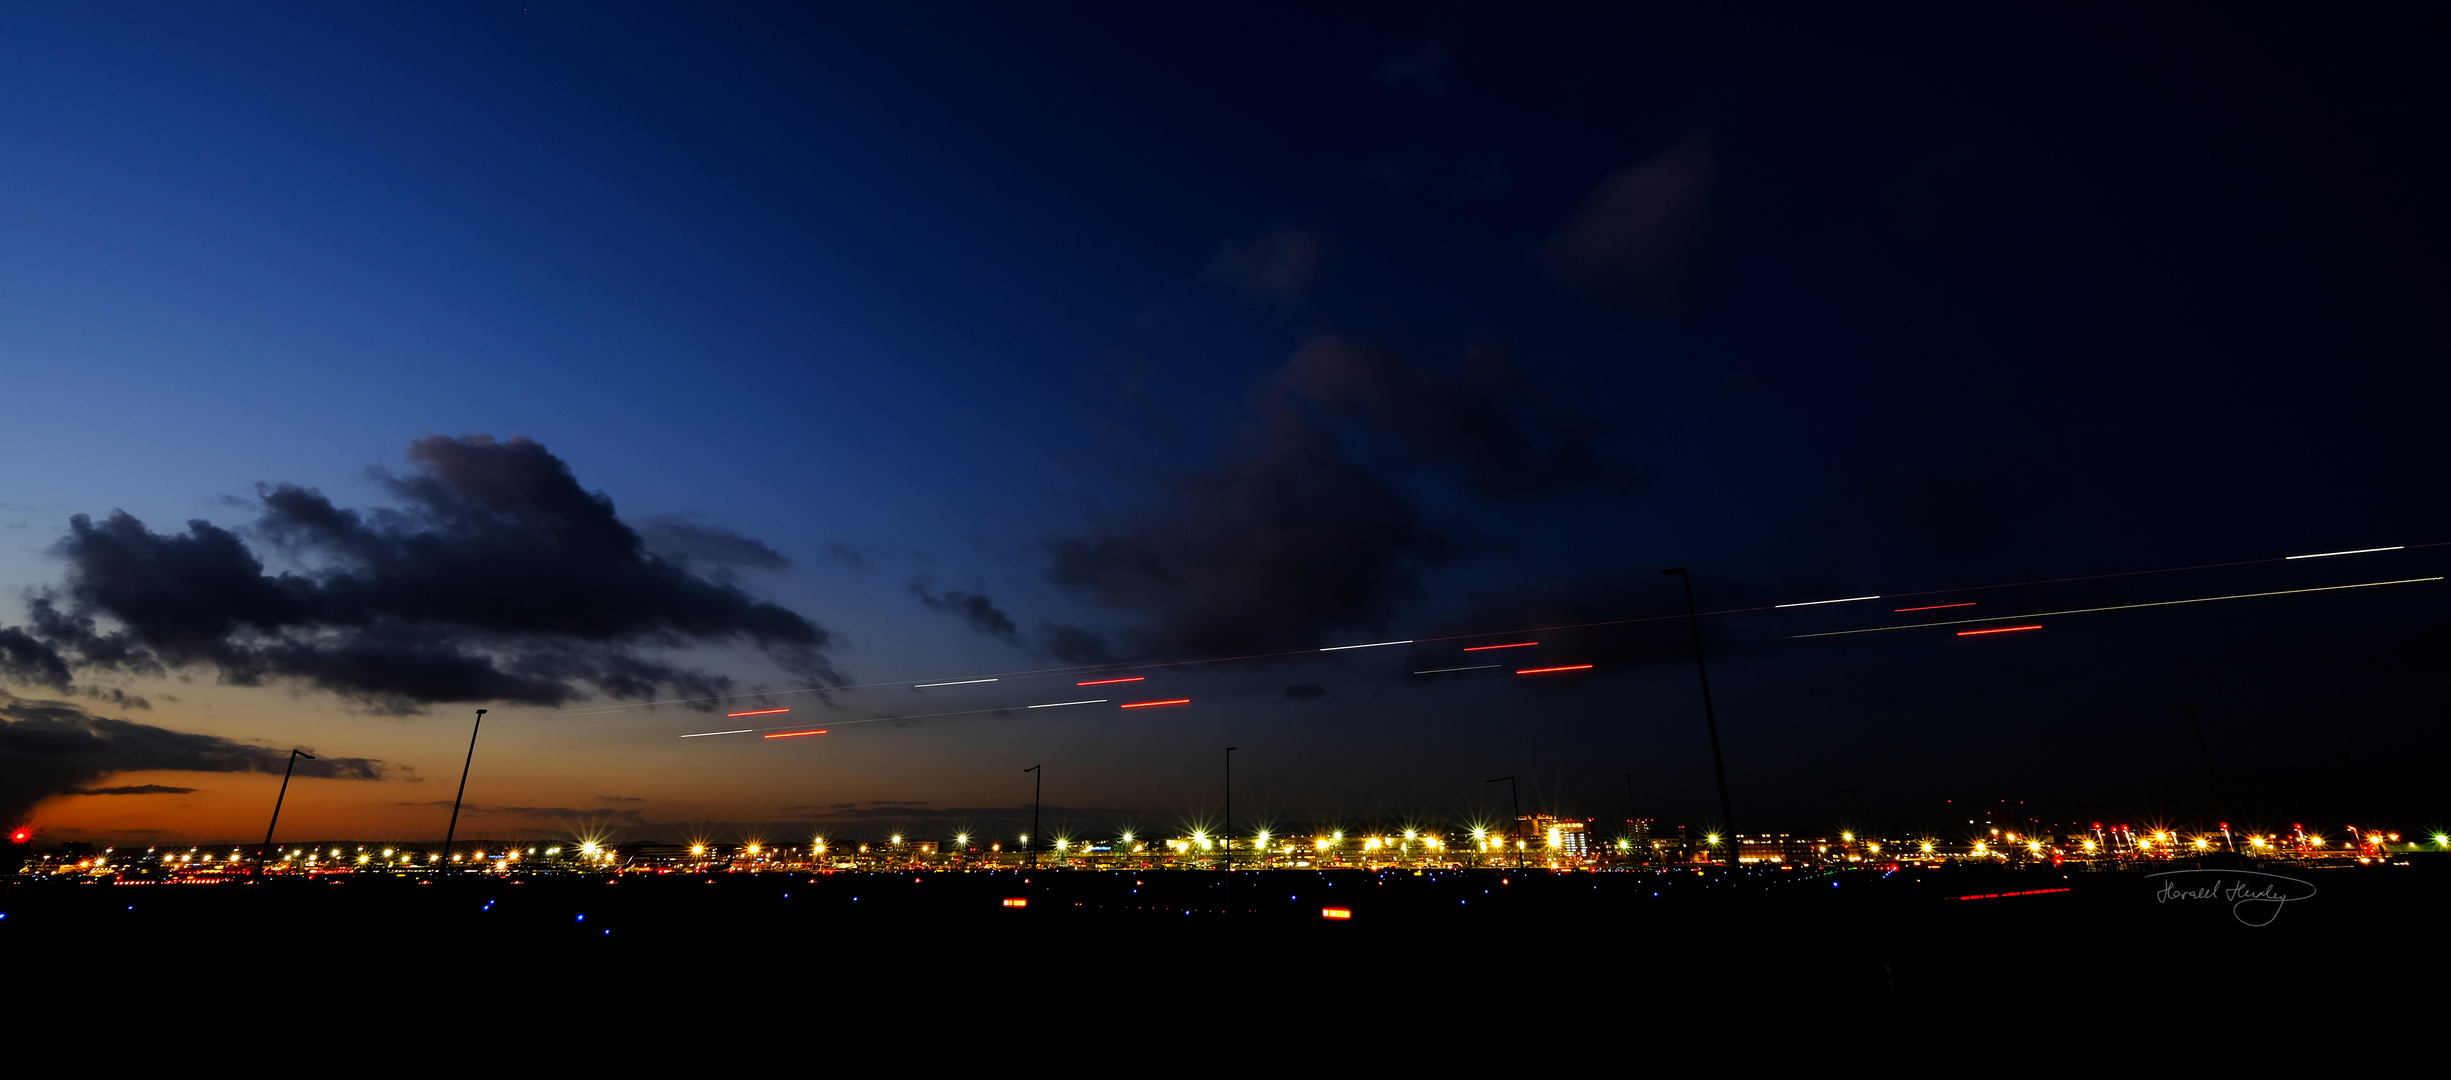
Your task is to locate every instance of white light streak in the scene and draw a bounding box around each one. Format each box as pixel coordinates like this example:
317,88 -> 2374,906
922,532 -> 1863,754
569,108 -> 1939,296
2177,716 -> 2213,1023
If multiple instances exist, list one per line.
1413,665 -> 1501,674
1320,640 -> 1413,651
1027,699 -> 1108,709
678,729 -> 752,739
1791,576 -> 2444,639
2284,546 -> 2403,560
1774,596 -> 1881,609
913,678 -> 999,687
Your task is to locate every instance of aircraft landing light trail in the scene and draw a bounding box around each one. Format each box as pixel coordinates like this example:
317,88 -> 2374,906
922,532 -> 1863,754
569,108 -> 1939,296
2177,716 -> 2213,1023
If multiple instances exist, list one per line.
1956,625 -> 2042,637
1517,664 -> 1595,675
1076,677 -> 1145,685
1462,641 -> 1539,651
553,540 -> 2440,724
1792,577 -> 2444,639
2286,546 -> 2404,560
1414,664 -> 1501,674
727,708 -> 790,717
677,694 -> 1203,742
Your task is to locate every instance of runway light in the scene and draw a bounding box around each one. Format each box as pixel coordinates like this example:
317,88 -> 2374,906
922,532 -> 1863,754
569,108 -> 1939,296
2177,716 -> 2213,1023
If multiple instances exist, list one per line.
1076,677 -> 1145,685
2285,546 -> 2402,560
1119,699 -> 1191,708
679,729 -> 752,738
1774,595 -> 1879,609
727,708 -> 790,717
1320,640 -> 1413,651
1414,665 -> 1500,674
1027,699 -> 1107,709
914,679 -> 998,687
1462,642 -> 1538,651
1516,664 -> 1594,675
1001,898 -> 1028,908
1955,625 -> 2042,637
1321,907 -> 1353,920
762,729 -> 829,738
1893,602 -> 1977,612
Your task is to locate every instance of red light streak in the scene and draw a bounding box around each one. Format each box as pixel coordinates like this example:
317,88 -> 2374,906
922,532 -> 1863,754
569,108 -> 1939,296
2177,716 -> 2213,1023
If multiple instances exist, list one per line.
1955,625 -> 2041,636
1946,888 -> 2071,901
1515,664 -> 1594,675
1076,677 -> 1146,686
1463,641 -> 1539,651
762,729 -> 829,738
1893,602 -> 1976,612
1119,699 -> 1191,709
1001,898 -> 1028,908
1320,907 -> 1352,920
727,708 -> 790,717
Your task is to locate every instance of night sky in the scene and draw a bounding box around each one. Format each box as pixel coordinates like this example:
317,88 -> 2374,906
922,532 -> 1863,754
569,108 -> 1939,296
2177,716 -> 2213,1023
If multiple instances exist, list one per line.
3,4 -> 2443,847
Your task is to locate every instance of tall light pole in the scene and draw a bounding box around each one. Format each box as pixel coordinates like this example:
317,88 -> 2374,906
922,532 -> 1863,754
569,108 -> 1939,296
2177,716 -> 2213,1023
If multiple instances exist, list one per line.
253,749 -> 315,879
1485,776 -> 1521,869
2176,705 -> 2237,854
1661,567 -> 1737,868
1223,747 -> 1237,873
1624,773 -> 1639,864
439,709 -> 486,870
1023,765 -> 1041,870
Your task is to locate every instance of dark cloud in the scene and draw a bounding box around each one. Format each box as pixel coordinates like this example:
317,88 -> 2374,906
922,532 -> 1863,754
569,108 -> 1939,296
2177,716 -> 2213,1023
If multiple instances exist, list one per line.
1278,336 -> 1624,501
1537,131 -> 1717,315
1040,338 -> 1629,657
637,515 -> 791,571
0,691 -> 395,823
1046,390 -> 1453,656
1889,463 -> 2062,559
1381,42 -> 1446,90
818,542 -> 879,572
1036,622 -> 1116,665
0,626 -> 72,690
1202,228 -> 1321,302
64,784 -> 196,795
1280,683 -> 1327,701
597,794 -> 645,803
12,436 -> 839,712
909,579 -> 1022,645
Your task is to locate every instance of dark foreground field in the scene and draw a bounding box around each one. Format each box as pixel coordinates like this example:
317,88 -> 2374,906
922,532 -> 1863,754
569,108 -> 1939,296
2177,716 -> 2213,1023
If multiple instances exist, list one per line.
4,860 -> 2432,1021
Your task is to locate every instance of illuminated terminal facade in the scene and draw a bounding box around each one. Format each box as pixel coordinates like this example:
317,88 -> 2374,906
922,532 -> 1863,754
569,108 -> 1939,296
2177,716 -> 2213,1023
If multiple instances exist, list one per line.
7,822 -> 2434,880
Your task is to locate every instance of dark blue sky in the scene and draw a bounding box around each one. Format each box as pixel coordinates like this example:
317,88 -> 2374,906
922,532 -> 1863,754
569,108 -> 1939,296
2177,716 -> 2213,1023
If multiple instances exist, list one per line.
3,4 -> 2443,843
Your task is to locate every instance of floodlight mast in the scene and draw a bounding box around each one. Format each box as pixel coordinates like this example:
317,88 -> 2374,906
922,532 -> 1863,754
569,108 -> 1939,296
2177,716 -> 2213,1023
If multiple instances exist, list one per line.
1224,746 -> 1238,916
1485,776 -> 1520,869
1023,765 -> 1041,870
253,749 -> 315,879
1662,568 -> 1737,867
439,709 -> 486,869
